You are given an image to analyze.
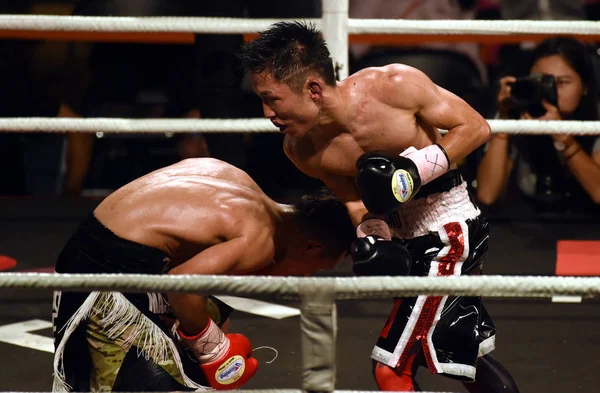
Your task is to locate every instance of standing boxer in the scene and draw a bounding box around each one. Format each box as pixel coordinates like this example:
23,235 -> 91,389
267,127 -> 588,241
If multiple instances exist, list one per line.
239,21 -> 520,393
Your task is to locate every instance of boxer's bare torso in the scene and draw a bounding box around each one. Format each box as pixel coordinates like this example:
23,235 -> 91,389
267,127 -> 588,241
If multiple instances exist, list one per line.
284,66 -> 442,180
256,64 -> 480,222
94,158 -> 281,273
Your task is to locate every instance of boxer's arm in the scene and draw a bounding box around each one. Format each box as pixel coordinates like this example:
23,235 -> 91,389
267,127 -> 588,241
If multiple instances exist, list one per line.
323,175 -> 393,240
168,235 -> 273,336
168,235 -> 266,389
284,138 -> 363,224
284,138 -> 391,239
383,65 -> 491,164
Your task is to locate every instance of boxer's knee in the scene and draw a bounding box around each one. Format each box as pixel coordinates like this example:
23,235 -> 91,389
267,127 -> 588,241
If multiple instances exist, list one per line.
113,347 -> 194,391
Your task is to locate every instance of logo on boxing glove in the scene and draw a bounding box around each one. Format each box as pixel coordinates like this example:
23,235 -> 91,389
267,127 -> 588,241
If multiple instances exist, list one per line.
391,169 -> 414,203
216,355 -> 246,385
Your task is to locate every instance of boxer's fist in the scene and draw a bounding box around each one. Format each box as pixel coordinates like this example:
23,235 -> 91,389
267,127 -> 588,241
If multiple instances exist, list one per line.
179,319 -> 258,390
356,151 -> 422,215
356,145 -> 450,215
351,236 -> 411,276
201,334 -> 259,390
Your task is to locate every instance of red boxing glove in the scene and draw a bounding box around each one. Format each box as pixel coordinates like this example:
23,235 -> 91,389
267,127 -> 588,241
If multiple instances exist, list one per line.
179,319 -> 259,390
201,333 -> 258,389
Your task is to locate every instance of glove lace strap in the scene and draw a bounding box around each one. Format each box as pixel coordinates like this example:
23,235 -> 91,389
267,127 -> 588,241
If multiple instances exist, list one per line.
179,318 -> 230,363
356,218 -> 392,240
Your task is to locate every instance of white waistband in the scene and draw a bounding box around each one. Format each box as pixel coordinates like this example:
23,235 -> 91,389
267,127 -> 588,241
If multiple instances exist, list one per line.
386,182 -> 480,239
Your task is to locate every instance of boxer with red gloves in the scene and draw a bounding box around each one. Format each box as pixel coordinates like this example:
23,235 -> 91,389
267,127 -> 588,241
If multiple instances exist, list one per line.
52,158 -> 355,392
241,21 -> 520,393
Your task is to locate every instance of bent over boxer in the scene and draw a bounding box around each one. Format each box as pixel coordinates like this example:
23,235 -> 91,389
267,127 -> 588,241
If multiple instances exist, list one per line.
52,158 -> 354,392
239,21 -> 520,393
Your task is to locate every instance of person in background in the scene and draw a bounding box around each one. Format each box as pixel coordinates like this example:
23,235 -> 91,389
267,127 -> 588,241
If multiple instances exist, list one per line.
477,36 -> 600,213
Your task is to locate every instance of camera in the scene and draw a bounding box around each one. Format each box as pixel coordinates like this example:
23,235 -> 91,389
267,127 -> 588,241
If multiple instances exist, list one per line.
506,74 -> 558,118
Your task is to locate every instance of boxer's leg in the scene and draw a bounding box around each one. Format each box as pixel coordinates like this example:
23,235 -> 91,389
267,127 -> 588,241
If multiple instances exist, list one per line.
463,354 -> 521,393
112,348 -> 194,392
373,353 -> 421,392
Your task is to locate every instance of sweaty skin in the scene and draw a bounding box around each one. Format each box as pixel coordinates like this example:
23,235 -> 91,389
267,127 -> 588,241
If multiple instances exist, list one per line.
94,158 -> 297,336
252,64 -> 491,225
95,158 -> 278,272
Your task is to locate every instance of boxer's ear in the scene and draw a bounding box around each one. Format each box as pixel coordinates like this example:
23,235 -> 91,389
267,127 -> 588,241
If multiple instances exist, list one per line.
307,80 -> 323,100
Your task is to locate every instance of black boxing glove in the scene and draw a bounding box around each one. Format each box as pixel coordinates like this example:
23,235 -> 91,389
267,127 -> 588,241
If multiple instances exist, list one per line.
350,236 -> 411,276
356,145 -> 450,215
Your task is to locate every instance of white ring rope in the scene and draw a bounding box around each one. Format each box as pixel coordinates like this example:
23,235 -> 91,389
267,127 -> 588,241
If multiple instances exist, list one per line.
348,19 -> 600,36
0,118 -> 278,134
1,391 -> 457,393
0,118 -> 597,135
1,273 -> 599,299
486,120 -> 600,135
0,15 -> 317,34
1,15 -> 600,36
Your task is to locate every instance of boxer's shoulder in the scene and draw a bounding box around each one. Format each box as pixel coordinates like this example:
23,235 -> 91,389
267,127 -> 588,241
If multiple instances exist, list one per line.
347,64 -> 430,108
348,64 -> 423,86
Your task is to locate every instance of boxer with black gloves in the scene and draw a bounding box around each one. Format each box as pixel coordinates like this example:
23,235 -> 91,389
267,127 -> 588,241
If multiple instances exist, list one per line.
241,21 -> 520,393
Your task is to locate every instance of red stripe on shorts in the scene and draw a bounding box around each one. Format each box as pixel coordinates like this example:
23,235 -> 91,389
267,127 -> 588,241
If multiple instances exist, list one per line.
395,222 -> 465,372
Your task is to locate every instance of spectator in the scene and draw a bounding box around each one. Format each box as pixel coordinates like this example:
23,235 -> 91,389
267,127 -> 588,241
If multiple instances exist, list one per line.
0,0 -> 79,196
476,36 -> 600,213
349,0 -> 491,115
65,0 -> 219,196
492,0 -> 588,78
67,0 -> 323,199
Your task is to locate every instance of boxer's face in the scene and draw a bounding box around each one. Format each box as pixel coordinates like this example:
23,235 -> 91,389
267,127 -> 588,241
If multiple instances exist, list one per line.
251,72 -> 319,137
530,54 -> 585,117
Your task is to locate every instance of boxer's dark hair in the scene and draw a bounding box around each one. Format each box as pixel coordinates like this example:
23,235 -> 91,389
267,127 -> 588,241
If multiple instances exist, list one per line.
292,188 -> 355,258
238,21 -> 336,92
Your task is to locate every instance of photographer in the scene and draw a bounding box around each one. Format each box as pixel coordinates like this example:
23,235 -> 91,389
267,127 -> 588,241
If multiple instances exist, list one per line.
476,36 -> 600,212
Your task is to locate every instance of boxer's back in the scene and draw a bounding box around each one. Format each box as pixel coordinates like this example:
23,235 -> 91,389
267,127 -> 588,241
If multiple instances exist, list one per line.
94,158 -> 276,262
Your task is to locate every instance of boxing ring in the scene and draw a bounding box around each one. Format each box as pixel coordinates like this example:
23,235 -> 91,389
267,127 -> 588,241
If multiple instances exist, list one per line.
2,273 -> 599,393
0,0 -> 600,392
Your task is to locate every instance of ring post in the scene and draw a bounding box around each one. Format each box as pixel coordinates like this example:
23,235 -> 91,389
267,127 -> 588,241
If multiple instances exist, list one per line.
299,279 -> 337,393
322,0 -> 349,80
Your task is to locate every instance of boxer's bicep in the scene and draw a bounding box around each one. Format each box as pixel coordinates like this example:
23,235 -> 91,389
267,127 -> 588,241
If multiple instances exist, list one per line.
389,68 -> 474,132
385,67 -> 490,163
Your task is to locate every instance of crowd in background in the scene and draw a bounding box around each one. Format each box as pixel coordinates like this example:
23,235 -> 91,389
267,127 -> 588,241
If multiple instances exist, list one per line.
1,0 -> 599,219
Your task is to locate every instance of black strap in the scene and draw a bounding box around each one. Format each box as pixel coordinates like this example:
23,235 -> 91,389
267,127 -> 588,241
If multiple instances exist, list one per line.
418,170 -> 463,198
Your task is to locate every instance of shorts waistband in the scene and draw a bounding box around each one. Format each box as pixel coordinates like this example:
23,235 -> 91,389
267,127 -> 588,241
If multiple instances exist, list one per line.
55,214 -> 170,275
419,170 -> 463,198
386,181 -> 480,239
